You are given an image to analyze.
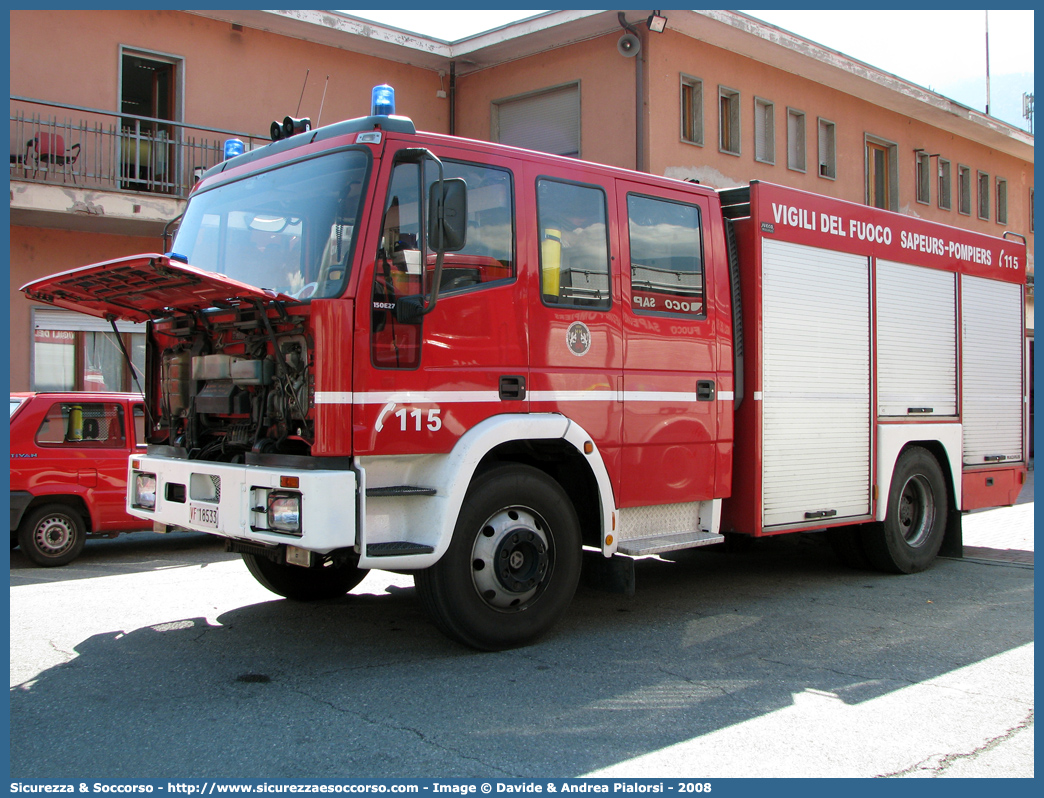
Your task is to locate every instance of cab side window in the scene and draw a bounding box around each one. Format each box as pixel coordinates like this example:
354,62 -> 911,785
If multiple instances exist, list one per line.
537,179 -> 611,309
428,161 -> 515,293
627,193 -> 705,317
371,157 -> 517,370
35,402 -> 127,447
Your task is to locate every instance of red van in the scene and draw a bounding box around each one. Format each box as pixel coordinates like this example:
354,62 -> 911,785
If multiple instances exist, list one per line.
10,392 -> 149,566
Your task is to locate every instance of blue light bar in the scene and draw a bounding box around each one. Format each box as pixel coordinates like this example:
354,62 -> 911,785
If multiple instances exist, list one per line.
371,84 -> 395,116
223,138 -> 245,160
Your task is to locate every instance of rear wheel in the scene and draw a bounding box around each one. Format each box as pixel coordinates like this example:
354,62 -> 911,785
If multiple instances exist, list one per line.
415,464 -> 582,650
243,552 -> 367,601
17,503 -> 87,567
861,447 -> 948,574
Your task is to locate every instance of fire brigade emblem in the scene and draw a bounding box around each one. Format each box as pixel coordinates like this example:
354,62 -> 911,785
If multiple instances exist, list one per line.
566,322 -> 591,357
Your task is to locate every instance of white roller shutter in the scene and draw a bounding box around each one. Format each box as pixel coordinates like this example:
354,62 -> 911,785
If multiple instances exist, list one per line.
876,260 -> 957,416
761,238 -> 871,527
961,275 -> 1024,464
33,307 -> 148,334
494,84 -> 580,157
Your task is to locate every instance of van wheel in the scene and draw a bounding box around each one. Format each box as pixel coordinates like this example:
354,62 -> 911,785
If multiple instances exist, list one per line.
415,464 -> 582,650
17,504 -> 87,567
861,447 -> 948,574
242,552 -> 367,601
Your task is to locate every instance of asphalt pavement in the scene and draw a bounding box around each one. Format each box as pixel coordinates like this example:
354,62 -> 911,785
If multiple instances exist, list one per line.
9,475 -> 1034,779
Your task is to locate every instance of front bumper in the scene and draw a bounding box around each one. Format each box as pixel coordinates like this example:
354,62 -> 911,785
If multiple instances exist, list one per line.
127,454 -> 357,554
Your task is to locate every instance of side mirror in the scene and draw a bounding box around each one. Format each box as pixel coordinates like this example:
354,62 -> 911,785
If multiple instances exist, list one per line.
428,177 -> 467,252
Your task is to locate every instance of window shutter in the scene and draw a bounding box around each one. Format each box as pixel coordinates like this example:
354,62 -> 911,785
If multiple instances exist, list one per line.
33,308 -> 148,334
755,102 -> 772,162
495,85 -> 580,157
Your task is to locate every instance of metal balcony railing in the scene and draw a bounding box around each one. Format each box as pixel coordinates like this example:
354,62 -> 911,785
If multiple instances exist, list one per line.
11,97 -> 268,198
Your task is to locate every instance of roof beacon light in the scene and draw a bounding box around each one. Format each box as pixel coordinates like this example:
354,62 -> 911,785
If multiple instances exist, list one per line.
371,84 -> 395,116
223,138 -> 244,160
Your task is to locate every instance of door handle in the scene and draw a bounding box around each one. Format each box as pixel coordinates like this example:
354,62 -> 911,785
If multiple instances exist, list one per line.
697,380 -> 715,402
499,375 -> 526,401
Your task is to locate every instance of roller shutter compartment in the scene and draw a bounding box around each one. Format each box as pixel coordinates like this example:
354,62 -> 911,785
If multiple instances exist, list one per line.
961,275 -> 1024,464
876,260 -> 957,417
761,239 -> 871,528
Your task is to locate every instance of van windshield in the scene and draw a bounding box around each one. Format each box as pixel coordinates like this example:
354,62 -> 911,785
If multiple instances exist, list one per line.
171,149 -> 370,300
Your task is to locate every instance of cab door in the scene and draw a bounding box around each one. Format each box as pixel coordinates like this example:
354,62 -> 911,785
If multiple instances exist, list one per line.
353,144 -> 527,457
527,172 -> 624,490
617,181 -> 720,507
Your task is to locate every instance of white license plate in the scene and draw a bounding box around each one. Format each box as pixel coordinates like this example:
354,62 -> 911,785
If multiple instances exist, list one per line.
189,503 -> 219,529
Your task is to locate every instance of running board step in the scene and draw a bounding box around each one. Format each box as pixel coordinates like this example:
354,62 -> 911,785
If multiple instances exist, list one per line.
616,530 -> 724,556
365,485 -> 436,497
366,541 -> 435,557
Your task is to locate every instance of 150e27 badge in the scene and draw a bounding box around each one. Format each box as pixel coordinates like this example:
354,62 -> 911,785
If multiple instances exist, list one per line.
566,321 -> 591,357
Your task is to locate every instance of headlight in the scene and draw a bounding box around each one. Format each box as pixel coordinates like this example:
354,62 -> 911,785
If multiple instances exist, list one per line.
134,473 -> 157,510
267,491 -> 301,534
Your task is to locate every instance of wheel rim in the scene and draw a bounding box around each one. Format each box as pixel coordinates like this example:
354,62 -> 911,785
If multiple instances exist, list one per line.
898,475 -> 935,547
471,506 -> 553,611
33,514 -> 76,557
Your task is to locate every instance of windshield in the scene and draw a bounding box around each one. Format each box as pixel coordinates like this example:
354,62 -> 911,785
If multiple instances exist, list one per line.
10,397 -> 24,418
171,149 -> 370,300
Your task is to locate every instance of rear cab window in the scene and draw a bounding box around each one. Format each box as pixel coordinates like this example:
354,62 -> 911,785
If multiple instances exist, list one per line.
626,192 -> 706,317
536,178 -> 612,309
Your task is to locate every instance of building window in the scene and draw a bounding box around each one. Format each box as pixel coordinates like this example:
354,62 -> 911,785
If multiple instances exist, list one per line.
31,315 -> 146,393
718,86 -> 741,155
627,193 -> 705,317
958,165 -> 972,215
537,178 -> 611,309
866,137 -> 897,211
680,75 -> 703,146
493,82 -> 580,157
938,159 -> 952,210
754,97 -> 774,164
977,171 -> 990,220
817,118 -> 836,179
996,178 -> 1008,225
787,108 -> 805,172
915,151 -> 931,204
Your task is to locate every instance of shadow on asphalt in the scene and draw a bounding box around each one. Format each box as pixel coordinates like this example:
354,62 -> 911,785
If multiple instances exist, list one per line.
9,529 -> 234,584
9,532 -> 1034,778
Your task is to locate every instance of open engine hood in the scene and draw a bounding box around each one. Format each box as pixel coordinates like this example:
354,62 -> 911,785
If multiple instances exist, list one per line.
21,254 -> 295,323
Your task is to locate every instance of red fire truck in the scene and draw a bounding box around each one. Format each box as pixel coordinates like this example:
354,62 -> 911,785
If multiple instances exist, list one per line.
23,86 -> 1028,649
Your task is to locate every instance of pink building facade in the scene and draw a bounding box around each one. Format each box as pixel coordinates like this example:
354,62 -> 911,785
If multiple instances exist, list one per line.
10,9 -> 1033,393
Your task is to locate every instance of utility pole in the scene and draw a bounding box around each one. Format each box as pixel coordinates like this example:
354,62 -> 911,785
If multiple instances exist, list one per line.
1024,92 -> 1035,134
985,11 -> 991,116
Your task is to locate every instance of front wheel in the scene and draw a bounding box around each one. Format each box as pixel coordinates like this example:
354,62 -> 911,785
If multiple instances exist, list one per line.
415,464 -> 582,650
861,447 -> 949,574
243,552 -> 367,601
17,503 -> 87,567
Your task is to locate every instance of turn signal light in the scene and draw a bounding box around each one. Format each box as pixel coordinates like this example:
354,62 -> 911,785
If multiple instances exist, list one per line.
280,476 -> 300,489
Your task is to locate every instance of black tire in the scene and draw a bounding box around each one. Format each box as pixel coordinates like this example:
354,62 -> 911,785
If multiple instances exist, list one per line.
415,464 -> 582,650
861,447 -> 949,574
17,503 -> 87,567
243,552 -> 367,601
